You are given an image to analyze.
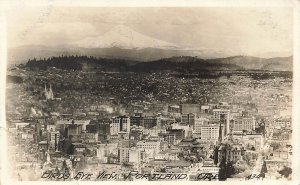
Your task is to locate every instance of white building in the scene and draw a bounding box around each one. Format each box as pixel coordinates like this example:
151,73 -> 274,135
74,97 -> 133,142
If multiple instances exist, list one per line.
200,124 -> 219,141
136,141 -> 160,158
118,147 -> 144,164
232,117 -> 256,132
49,131 -> 60,142
194,117 -> 210,134
110,116 -> 130,136
242,117 -> 256,131
118,148 -> 130,163
56,119 -> 90,131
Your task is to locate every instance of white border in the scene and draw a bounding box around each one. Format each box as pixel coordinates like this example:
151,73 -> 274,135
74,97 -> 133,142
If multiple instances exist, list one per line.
0,1 -> 299,185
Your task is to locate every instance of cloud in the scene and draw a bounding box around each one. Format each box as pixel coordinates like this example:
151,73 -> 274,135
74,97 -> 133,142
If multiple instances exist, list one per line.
6,7 -> 293,57
9,22 -> 102,47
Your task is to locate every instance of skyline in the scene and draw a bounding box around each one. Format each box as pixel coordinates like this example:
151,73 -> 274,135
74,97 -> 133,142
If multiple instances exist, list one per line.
6,7 -> 293,58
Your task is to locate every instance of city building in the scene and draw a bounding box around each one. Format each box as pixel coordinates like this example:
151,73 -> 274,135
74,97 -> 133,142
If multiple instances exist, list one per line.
143,116 -> 157,129
111,116 -> 130,136
86,120 -> 111,142
193,117 -> 209,135
213,109 -> 230,135
218,144 -> 246,163
200,124 -> 219,141
49,131 -> 60,150
136,141 -> 160,158
97,143 -> 118,163
180,104 -> 201,114
232,116 -> 256,133
181,113 -> 195,126
130,116 -> 144,127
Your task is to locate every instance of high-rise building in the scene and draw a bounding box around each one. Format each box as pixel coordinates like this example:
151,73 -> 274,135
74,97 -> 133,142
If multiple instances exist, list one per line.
181,113 -> 195,126
111,116 -> 130,136
200,125 -> 220,141
49,131 -> 60,151
143,116 -> 157,129
194,117 -> 209,134
130,116 -> 144,127
213,109 -> 230,136
118,148 -> 130,163
118,147 -> 145,166
86,120 -> 111,142
98,123 -> 111,142
232,116 -> 256,132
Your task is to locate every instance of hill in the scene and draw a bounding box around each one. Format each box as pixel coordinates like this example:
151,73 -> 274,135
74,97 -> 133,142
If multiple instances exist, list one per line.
23,55 -> 293,72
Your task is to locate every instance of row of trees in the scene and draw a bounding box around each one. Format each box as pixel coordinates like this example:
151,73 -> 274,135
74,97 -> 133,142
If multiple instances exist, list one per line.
24,55 -> 251,73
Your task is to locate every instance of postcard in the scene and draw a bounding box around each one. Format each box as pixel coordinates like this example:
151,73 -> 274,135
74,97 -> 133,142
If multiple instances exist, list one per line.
0,0 -> 299,184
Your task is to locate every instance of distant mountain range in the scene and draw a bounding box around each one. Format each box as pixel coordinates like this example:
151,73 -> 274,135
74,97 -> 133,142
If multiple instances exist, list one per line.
24,55 -> 293,72
8,44 -> 237,64
8,25 -> 293,71
8,45 -> 293,71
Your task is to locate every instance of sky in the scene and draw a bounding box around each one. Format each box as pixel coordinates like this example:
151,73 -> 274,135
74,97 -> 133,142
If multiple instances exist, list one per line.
6,6 -> 293,57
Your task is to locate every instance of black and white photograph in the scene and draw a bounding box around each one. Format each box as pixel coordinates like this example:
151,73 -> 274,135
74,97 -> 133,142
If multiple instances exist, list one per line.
1,0 -> 299,183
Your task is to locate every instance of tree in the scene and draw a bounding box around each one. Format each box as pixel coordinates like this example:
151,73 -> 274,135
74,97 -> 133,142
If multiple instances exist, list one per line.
259,160 -> 268,178
61,160 -> 69,175
226,161 -> 235,178
213,146 -> 219,165
270,142 -> 280,151
278,166 -> 292,178
218,158 -> 227,181
235,162 -> 248,173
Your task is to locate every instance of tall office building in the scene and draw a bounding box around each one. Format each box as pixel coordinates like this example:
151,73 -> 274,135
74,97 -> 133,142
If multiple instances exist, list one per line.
111,116 -> 130,135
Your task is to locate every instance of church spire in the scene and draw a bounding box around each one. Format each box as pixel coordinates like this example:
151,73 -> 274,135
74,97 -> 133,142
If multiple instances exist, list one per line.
218,121 -> 223,144
44,83 -> 54,100
49,84 -> 54,99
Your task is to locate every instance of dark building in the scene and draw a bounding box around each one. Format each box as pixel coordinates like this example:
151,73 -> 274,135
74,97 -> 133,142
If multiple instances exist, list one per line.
86,120 -> 111,142
168,105 -> 181,113
98,123 -> 111,142
217,144 -> 246,163
143,117 -> 157,129
162,128 -> 185,144
180,104 -> 201,114
86,124 -> 98,133
181,113 -> 195,126
130,116 -> 144,127
67,124 -> 82,139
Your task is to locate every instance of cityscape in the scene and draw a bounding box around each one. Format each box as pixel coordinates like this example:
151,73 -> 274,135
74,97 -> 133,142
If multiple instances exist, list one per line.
4,6 -> 293,181
6,61 -> 292,181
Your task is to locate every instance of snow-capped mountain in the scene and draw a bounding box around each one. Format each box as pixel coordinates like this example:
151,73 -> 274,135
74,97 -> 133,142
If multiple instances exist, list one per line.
7,25 -> 292,66
73,25 -> 179,49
